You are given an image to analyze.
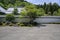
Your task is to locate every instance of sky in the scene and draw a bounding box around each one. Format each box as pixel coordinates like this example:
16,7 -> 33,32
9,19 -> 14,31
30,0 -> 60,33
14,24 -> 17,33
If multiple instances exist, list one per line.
25,0 -> 60,5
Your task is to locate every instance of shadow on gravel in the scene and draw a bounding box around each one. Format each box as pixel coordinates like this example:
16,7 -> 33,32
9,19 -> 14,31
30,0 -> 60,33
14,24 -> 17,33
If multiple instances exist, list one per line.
34,24 -> 46,28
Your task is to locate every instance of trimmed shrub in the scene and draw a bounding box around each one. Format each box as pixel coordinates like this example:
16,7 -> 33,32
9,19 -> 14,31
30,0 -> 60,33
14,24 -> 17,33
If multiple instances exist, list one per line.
5,14 -> 15,22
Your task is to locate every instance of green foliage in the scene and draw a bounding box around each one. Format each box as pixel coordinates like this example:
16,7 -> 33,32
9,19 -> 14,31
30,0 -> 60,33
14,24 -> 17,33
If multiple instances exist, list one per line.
38,3 -> 59,16
13,8 -> 19,15
19,2 -> 29,7
20,5 -> 45,24
53,9 -> 60,16
37,8 -> 45,16
7,4 -> 13,8
0,0 -> 24,9
0,0 -> 60,16
21,5 -> 45,17
6,14 -> 15,22
53,3 -> 59,11
0,3 -> 4,7
25,5 -> 36,10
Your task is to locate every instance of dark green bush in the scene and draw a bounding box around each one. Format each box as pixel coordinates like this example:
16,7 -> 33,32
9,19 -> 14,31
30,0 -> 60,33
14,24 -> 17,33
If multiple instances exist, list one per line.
6,14 -> 15,22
